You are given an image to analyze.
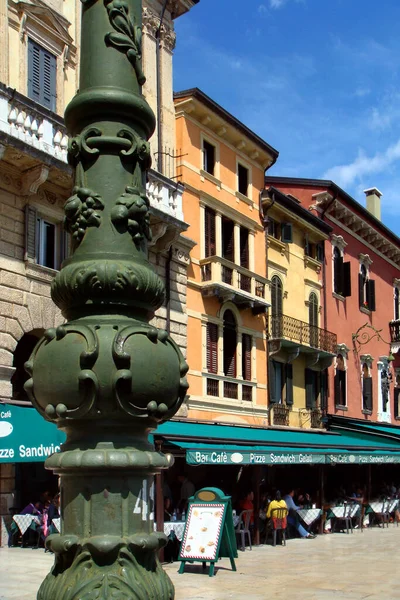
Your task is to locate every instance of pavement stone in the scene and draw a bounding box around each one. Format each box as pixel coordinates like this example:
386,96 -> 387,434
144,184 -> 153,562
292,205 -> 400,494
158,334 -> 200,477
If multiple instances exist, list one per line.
0,527 -> 399,599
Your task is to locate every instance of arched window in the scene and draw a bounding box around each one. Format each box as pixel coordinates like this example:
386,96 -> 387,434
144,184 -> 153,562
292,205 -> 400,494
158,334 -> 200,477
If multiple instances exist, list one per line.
359,264 -> 368,307
223,310 -> 237,378
333,246 -> 342,295
362,362 -> 373,412
309,292 -> 319,347
394,286 -> 400,321
271,276 -> 283,317
334,353 -> 347,407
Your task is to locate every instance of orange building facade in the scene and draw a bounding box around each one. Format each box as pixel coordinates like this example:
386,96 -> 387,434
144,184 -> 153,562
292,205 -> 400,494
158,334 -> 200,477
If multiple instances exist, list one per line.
174,89 -> 278,426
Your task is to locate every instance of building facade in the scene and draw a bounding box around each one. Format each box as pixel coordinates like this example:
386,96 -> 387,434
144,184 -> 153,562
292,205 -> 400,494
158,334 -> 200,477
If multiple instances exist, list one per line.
265,176 -> 400,427
0,0 -> 199,543
174,88 -> 278,426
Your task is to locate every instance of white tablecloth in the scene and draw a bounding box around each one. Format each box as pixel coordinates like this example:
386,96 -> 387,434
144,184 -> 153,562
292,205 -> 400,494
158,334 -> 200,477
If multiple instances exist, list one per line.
327,505 -> 359,519
367,499 -> 398,515
163,522 -> 185,541
297,508 -> 322,526
13,514 -> 40,535
52,518 -> 61,533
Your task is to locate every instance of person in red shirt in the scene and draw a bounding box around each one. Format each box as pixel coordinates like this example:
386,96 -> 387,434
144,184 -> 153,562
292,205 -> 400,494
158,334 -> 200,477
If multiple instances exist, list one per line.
239,490 -> 254,524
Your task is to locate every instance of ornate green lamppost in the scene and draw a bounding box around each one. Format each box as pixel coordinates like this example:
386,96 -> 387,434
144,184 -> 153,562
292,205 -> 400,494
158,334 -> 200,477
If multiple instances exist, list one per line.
24,1 -> 188,597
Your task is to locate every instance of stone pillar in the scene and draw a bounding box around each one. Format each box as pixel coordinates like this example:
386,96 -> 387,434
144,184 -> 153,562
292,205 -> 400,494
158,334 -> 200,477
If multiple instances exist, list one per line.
24,1 -> 188,597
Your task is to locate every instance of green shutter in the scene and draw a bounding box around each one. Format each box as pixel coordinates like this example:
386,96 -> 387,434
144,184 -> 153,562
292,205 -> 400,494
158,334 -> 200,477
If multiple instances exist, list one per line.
367,280 -> 376,311
24,205 -> 37,262
305,368 -> 314,409
281,223 -> 293,243
363,377 -> 373,411
268,360 -> 277,404
343,262 -> 352,297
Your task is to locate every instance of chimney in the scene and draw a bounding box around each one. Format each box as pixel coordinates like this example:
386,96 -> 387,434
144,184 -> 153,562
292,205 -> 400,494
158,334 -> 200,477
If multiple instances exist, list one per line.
364,187 -> 382,220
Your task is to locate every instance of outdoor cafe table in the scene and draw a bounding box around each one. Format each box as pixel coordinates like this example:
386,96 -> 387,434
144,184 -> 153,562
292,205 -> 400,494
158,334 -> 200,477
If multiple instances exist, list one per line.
162,521 -> 186,541
297,508 -> 322,527
12,514 -> 41,536
363,499 -> 399,525
51,518 -> 61,533
324,505 -> 360,531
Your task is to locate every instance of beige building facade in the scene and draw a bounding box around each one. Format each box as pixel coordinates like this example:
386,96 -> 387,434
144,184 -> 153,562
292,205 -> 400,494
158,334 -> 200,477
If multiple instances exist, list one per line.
0,0 -> 199,544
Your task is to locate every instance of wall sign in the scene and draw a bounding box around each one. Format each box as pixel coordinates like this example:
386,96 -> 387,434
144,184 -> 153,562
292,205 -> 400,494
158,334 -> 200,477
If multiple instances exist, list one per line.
186,449 -> 326,466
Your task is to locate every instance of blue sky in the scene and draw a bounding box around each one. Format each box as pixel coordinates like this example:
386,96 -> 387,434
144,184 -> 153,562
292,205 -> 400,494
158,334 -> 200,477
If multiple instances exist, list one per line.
173,0 -> 400,234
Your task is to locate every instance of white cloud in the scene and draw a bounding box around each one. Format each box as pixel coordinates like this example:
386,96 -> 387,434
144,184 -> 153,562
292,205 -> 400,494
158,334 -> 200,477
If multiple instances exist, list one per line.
269,0 -> 285,7
258,4 -> 268,15
323,140 -> 400,188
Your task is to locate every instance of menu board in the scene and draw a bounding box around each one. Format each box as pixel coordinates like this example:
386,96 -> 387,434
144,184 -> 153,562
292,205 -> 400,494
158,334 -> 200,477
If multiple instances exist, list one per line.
179,503 -> 226,561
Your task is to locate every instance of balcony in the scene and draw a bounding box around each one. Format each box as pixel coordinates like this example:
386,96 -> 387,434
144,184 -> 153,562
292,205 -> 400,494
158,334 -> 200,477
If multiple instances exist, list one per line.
271,404 -> 290,426
267,314 -> 337,364
390,320 -> 400,343
310,408 -> 323,429
200,256 -> 270,312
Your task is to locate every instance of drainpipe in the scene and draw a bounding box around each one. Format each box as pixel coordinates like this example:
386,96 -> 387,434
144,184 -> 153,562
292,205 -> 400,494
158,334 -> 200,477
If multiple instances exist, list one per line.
260,188 -> 275,426
156,0 -> 168,174
165,245 -> 172,334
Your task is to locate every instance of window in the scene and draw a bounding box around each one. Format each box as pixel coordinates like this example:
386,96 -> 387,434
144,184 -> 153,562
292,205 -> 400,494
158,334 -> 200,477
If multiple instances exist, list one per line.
359,263 -> 376,311
281,223 -> 293,243
268,219 -> 281,240
271,275 -> 283,338
203,140 -> 216,176
380,362 -> 391,416
305,369 -> 318,409
309,292 -> 319,348
206,323 -> 218,374
333,247 -> 351,297
334,353 -> 347,407
305,239 -> 324,261
268,360 -> 293,405
25,206 -> 68,270
240,228 -> 249,269
28,39 -> 57,111
242,333 -> 252,381
237,163 -> 249,196
223,310 -> 237,378
222,217 -> 234,262
204,207 -> 216,258
362,362 -> 373,412
316,242 -> 325,262
394,286 -> 400,321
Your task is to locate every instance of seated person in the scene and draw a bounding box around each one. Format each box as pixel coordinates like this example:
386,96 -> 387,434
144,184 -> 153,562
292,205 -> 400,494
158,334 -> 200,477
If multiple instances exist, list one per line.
164,497 -> 173,522
46,493 -> 60,535
239,491 -> 254,525
283,490 -> 315,539
266,490 -> 287,519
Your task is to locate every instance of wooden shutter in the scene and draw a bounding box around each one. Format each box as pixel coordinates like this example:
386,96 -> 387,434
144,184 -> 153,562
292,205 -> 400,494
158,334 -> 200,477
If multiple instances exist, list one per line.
320,369 -> 328,411
334,254 -> 343,294
240,228 -> 249,269
285,364 -> 293,405
342,262 -> 351,297
358,273 -> 364,306
24,205 -> 37,262
242,334 -> 251,381
334,371 -> 341,405
28,40 -> 41,104
206,323 -> 218,374
42,49 -> 57,111
223,311 -> 236,377
316,243 -> 324,262
268,360 -> 277,404
367,279 -> 376,311
281,223 -> 293,243
305,368 -> 315,409
363,377 -> 373,411
204,207 -> 216,257
222,218 -> 234,262
271,276 -> 283,317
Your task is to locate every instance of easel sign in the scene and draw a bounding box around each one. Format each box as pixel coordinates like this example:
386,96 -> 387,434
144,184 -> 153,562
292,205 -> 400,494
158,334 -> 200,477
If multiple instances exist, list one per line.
178,487 -> 237,577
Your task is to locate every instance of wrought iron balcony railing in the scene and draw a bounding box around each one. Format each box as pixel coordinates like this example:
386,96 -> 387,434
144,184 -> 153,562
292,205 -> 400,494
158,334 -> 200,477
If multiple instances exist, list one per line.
310,408 -> 323,429
267,314 -> 337,354
390,319 -> 400,343
271,404 -> 290,426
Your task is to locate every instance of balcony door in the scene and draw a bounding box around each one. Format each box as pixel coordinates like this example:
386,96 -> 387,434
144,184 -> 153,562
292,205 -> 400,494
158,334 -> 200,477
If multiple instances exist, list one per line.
309,292 -> 319,347
271,275 -> 283,337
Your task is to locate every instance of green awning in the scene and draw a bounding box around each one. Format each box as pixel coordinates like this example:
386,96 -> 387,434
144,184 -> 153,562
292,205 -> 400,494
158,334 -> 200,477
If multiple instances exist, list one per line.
0,404 -> 65,463
155,420 -> 400,465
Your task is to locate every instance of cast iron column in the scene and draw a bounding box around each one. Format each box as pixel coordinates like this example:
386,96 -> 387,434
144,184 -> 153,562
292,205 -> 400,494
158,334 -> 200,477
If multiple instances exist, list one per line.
25,1 -> 188,597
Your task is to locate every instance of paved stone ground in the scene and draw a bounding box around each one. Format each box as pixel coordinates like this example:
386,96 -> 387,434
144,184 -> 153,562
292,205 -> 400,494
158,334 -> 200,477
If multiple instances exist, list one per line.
0,527 -> 399,599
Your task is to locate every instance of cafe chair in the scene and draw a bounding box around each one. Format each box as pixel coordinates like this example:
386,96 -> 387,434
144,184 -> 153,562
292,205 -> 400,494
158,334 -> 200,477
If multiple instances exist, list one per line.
235,509 -> 252,551
265,507 -> 288,547
334,502 -> 354,534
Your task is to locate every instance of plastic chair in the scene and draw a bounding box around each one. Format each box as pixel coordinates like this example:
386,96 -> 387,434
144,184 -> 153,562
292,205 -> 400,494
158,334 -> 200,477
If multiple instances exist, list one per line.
265,507 -> 288,547
334,502 -> 354,534
235,509 -> 252,551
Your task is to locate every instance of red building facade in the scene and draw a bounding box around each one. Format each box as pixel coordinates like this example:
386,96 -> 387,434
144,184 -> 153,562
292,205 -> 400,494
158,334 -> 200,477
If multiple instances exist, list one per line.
265,177 -> 400,426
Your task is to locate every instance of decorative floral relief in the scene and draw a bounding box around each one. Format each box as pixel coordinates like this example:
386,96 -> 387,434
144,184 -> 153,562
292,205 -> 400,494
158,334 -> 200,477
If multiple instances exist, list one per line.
64,187 -> 104,245
104,0 -> 146,85
111,186 -> 151,244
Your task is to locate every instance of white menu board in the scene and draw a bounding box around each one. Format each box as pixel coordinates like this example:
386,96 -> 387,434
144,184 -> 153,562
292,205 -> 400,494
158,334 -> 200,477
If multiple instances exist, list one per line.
179,503 -> 226,561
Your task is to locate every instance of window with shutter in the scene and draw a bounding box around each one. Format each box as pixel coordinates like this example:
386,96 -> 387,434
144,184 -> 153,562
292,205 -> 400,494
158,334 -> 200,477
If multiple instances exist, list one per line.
240,228 -> 249,269
359,271 -> 365,307
25,205 -> 37,262
395,287 -> 400,321
309,292 -> 319,348
335,355 -> 347,406
271,276 -> 283,318
268,360 -> 276,404
223,310 -> 237,378
316,243 -> 324,262
366,279 -> 376,311
222,218 -> 234,263
281,223 -> 293,243
242,334 -> 252,381
206,323 -> 218,374
333,248 -> 343,294
342,262 -> 351,297
203,140 -> 216,175
285,364 -> 293,405
305,368 -> 316,409
362,375 -> 373,411
28,39 -> 57,111
320,369 -> 328,410
204,207 -> 216,257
